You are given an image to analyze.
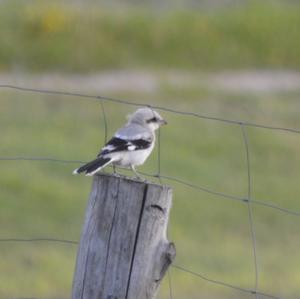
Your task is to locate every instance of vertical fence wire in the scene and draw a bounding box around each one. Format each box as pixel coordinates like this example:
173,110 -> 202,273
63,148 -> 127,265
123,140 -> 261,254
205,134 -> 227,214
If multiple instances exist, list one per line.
99,99 -> 108,144
157,127 -> 172,299
167,269 -> 174,299
157,128 -> 163,184
241,124 -> 259,299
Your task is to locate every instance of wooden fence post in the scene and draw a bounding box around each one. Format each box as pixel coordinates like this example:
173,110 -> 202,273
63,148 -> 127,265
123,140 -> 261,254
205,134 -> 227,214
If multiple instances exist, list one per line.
72,173 -> 175,299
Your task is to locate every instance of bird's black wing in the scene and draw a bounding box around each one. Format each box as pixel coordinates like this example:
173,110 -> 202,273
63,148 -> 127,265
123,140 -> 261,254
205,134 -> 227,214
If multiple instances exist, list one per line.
99,137 -> 152,156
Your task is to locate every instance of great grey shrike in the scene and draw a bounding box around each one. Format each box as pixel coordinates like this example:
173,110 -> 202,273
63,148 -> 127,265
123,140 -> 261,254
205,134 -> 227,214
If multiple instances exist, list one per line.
73,107 -> 167,177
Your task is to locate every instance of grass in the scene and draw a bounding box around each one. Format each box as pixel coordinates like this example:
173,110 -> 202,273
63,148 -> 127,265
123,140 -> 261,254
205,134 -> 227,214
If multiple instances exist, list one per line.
1,81 -> 300,299
0,1 -> 300,71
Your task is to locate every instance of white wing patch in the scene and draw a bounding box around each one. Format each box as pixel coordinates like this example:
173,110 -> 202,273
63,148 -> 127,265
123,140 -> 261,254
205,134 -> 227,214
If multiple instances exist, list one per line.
127,144 -> 136,151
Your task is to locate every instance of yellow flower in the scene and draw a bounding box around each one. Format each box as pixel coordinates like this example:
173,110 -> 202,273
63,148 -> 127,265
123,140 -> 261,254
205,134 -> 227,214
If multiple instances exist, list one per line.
41,7 -> 67,34
25,4 -> 70,34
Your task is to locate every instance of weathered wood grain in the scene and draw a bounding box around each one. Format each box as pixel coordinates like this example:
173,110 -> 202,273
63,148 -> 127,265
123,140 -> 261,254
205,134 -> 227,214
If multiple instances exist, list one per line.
72,173 -> 175,299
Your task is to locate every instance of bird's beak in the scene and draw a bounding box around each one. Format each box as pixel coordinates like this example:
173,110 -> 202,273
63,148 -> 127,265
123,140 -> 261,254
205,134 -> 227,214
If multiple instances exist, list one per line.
159,119 -> 167,126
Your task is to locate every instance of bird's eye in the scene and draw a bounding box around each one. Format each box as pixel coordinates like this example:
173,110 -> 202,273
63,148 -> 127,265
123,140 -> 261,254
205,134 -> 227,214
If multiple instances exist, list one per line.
146,117 -> 157,123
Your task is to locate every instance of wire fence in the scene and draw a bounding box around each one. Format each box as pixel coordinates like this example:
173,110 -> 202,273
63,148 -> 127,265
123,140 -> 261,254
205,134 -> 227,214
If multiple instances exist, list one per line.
1,84 -> 299,299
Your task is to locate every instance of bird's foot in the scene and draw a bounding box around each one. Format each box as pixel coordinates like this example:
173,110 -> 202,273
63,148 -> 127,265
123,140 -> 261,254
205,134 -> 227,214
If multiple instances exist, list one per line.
112,165 -> 117,174
111,165 -> 122,178
130,165 -> 147,182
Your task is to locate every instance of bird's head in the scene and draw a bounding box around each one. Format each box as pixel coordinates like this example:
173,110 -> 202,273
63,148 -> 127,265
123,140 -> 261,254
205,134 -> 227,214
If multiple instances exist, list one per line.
128,107 -> 167,131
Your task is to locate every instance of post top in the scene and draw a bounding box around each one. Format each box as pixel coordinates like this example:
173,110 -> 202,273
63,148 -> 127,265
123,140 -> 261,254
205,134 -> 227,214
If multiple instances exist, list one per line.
95,172 -> 172,190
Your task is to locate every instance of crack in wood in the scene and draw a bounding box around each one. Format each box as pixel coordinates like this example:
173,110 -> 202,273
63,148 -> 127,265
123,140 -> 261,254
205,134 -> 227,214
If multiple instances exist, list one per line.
125,184 -> 149,299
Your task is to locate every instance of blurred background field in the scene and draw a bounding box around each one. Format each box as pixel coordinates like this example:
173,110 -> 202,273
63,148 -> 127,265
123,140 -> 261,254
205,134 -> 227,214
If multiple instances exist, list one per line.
1,0 -> 300,299
1,0 -> 300,71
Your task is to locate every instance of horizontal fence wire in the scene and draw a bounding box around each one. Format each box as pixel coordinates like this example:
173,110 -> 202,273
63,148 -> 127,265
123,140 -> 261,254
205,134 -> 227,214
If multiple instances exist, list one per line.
0,238 -> 78,245
1,84 -> 300,134
1,156 -> 300,218
172,265 -> 280,299
1,84 -> 299,299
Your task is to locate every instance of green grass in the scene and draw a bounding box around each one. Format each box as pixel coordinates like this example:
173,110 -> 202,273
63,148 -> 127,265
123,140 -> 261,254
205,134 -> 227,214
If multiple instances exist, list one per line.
1,82 -> 300,299
0,1 -> 300,71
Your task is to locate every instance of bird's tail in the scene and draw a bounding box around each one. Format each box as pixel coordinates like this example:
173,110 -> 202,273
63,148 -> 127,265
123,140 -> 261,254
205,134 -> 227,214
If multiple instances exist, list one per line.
73,157 -> 112,176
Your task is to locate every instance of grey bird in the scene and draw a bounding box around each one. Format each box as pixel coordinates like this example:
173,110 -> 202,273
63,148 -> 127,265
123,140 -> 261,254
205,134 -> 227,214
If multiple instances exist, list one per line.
73,107 -> 167,177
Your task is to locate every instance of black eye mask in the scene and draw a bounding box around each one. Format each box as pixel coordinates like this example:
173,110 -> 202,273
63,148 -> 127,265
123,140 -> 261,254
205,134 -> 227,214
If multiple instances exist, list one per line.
146,117 -> 158,123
